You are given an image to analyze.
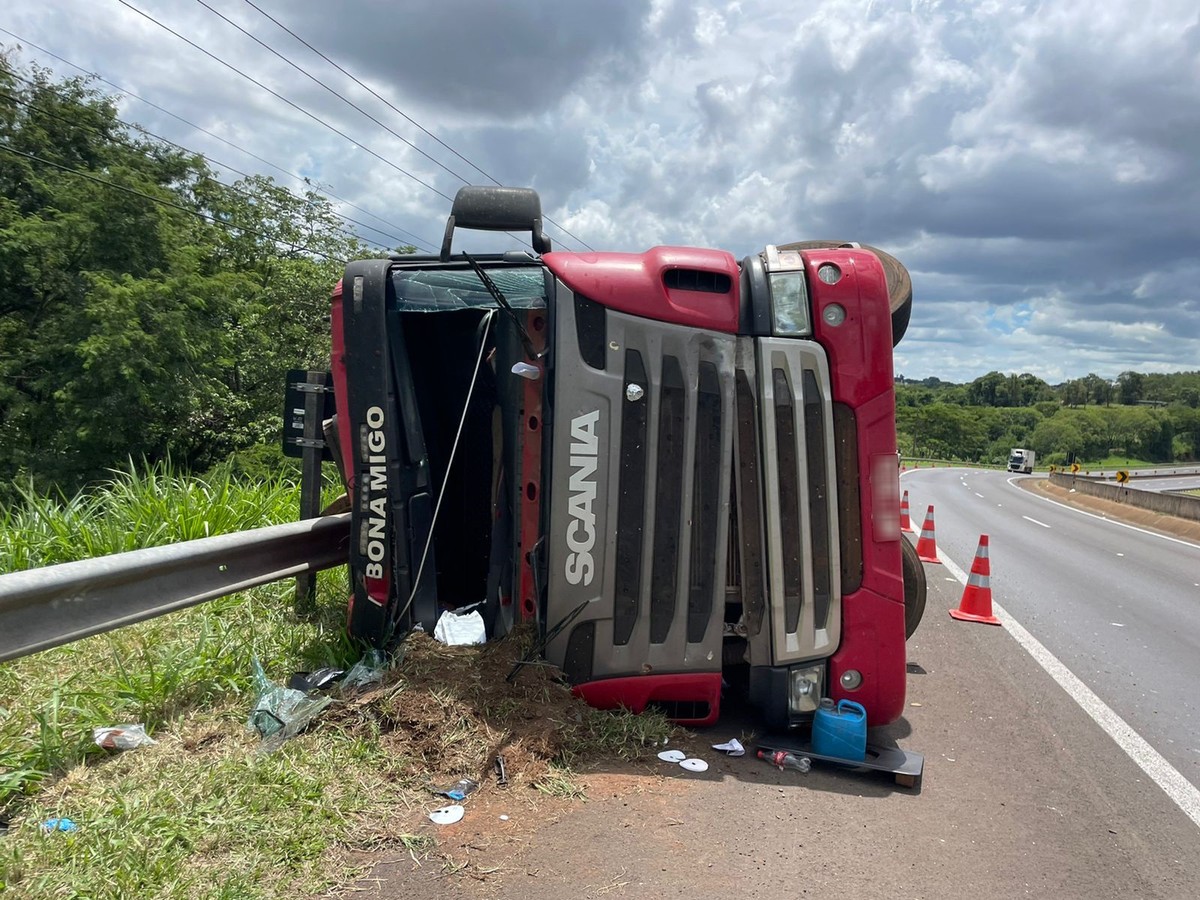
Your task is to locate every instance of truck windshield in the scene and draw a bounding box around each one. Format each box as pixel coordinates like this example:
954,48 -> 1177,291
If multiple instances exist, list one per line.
390,266 -> 547,312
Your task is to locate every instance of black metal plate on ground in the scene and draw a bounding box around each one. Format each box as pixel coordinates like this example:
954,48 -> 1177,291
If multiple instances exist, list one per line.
756,741 -> 924,788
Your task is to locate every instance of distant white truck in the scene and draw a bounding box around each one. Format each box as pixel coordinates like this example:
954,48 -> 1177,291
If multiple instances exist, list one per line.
1007,448 -> 1036,474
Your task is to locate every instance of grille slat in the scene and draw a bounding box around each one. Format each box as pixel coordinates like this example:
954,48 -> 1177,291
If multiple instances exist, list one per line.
803,369 -> 833,628
613,350 -> 649,645
687,362 -> 722,644
650,356 -> 686,644
772,367 -> 803,636
733,371 -> 767,636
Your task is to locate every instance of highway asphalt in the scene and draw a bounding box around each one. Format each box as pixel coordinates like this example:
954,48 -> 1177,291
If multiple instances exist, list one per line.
1121,474 -> 1200,493
371,466 -> 1200,898
902,467 -> 1200,789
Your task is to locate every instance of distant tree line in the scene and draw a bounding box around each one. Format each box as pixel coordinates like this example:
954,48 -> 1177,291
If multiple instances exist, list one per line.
895,370 -> 1200,466
0,53 -> 413,496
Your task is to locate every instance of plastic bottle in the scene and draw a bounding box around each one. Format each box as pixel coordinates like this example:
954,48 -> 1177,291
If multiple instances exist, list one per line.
757,748 -> 811,773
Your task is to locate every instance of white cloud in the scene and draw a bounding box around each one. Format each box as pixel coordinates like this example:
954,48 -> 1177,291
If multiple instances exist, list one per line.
3,0 -> 1199,382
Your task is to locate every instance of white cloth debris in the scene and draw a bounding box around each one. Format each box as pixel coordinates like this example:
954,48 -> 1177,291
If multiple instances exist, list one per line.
712,738 -> 745,757
433,609 -> 487,645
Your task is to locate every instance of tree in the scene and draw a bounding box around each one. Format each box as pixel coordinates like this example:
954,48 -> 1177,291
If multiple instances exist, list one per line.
967,371 -> 1006,407
1117,371 -> 1145,406
1029,418 -> 1085,461
1079,373 -> 1111,406
1062,379 -> 1087,407
0,54 -> 363,491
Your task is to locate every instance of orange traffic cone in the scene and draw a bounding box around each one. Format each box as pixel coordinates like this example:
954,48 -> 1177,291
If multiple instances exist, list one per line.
915,505 -> 941,564
900,490 -> 914,533
949,535 -> 1000,626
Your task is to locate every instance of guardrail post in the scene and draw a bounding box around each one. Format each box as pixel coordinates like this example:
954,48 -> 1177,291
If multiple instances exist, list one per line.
293,370 -> 331,617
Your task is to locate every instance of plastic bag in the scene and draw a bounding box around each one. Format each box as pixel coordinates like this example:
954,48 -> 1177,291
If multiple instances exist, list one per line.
340,648 -> 386,691
93,724 -> 155,750
247,657 -> 333,749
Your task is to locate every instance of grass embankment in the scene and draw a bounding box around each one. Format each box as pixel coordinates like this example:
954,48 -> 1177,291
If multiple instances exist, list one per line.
0,465 -> 672,898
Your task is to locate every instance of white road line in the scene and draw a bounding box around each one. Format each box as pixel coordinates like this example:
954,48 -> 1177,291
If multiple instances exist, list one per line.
938,547 -> 1200,830
974,492 -> 985,498
1008,477 -> 1200,551
1022,515 -> 1050,528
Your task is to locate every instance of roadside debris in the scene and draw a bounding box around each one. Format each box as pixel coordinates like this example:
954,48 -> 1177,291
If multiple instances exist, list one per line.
286,667 -> 345,693
757,749 -> 812,773
659,749 -> 710,772
433,607 -> 487,646
428,805 -> 465,826
494,755 -> 509,787
41,818 -> 78,834
435,778 -> 479,802
340,649 -> 386,691
247,657 -> 333,748
93,724 -> 155,750
711,738 -> 745,757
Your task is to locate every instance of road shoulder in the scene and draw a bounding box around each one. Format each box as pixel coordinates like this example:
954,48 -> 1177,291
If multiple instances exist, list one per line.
1019,477 -> 1200,544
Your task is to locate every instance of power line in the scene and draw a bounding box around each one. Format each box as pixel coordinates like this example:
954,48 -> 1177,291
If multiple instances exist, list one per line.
240,0 -> 498,183
0,26 -> 436,251
0,143 -> 345,262
114,0 -> 455,204
195,0 -> 475,188
238,0 -> 596,252
118,0 -> 530,254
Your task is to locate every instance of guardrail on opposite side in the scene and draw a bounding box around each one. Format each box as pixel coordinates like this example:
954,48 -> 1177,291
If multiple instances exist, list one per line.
0,513 -> 351,664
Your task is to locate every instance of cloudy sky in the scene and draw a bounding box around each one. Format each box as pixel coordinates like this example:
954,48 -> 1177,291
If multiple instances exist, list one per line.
4,0 -> 1199,383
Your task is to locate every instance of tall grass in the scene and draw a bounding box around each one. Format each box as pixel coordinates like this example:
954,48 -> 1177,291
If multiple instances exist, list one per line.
0,462 -> 670,898
0,461 -> 357,816
0,459 -> 302,573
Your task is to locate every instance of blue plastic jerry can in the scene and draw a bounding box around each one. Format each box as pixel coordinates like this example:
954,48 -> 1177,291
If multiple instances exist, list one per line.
811,698 -> 867,762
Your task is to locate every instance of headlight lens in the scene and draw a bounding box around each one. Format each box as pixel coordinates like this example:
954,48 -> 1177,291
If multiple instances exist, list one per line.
769,271 -> 812,336
788,664 -> 824,714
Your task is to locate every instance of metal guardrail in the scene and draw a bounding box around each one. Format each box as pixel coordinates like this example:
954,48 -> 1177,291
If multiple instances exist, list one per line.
0,513 -> 351,664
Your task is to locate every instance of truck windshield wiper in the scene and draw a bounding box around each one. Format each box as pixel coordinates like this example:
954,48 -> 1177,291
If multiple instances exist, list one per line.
462,251 -> 545,360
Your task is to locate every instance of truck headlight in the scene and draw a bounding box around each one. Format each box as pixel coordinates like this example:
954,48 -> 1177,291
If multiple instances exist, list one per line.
788,664 -> 824,714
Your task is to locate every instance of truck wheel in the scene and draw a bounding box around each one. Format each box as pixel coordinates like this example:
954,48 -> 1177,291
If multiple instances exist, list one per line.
776,240 -> 913,347
901,538 -> 927,640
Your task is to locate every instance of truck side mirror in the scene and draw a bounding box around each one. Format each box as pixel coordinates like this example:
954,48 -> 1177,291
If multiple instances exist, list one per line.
440,186 -> 552,261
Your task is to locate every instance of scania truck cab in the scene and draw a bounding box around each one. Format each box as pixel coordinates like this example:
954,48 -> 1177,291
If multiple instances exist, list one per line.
329,186 -> 923,729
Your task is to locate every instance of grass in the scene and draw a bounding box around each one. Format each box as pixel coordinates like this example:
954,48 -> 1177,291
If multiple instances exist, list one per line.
0,461 -> 674,898
1076,455 -> 1157,470
0,459 -> 310,572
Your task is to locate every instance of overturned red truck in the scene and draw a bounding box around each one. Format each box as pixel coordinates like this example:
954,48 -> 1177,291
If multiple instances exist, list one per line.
326,187 -> 925,729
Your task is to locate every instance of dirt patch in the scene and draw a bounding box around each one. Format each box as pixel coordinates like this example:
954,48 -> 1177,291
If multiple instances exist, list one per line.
329,629 -> 616,792
1022,478 -> 1200,544
318,628 -> 676,889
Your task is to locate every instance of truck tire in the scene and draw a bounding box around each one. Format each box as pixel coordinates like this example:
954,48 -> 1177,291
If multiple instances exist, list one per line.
777,240 -> 913,346
901,537 -> 927,640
